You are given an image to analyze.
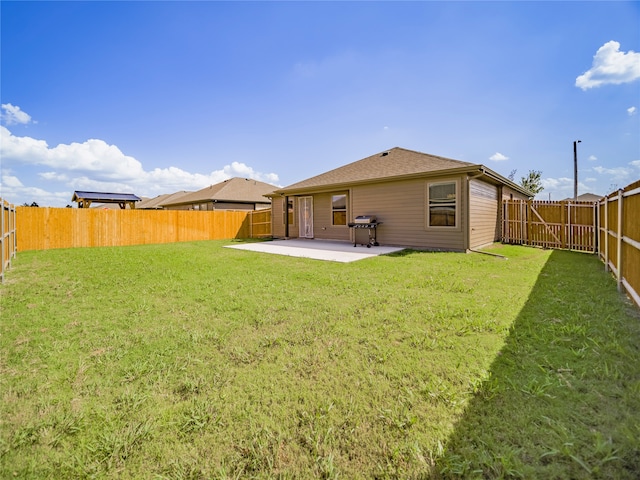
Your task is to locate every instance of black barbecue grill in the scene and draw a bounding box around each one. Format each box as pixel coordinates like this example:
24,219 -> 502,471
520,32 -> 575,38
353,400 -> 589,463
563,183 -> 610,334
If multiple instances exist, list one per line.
348,216 -> 382,247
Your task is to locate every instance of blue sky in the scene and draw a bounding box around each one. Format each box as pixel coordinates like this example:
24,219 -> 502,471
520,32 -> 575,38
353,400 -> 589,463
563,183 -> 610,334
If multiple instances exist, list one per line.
1,1 -> 639,207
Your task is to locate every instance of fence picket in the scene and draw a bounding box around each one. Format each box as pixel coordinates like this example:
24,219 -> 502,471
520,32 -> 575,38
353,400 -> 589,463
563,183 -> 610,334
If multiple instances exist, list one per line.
15,208 -> 257,251
502,199 -> 597,252
1,199 -> 17,282
501,180 -> 639,309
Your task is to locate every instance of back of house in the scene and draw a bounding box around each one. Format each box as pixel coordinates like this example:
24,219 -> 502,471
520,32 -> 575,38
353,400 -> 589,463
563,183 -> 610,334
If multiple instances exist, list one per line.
268,147 -> 531,251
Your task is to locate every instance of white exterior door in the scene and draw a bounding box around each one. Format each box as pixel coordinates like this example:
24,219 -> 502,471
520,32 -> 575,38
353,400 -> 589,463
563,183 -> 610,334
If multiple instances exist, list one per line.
298,196 -> 313,238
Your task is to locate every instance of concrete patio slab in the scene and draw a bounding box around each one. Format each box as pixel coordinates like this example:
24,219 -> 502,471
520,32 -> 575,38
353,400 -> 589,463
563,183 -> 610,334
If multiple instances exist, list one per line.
225,239 -> 404,263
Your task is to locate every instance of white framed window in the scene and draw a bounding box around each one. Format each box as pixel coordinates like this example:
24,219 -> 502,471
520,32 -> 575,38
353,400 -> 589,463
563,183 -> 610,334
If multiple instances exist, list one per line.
332,194 -> 347,226
427,180 -> 458,228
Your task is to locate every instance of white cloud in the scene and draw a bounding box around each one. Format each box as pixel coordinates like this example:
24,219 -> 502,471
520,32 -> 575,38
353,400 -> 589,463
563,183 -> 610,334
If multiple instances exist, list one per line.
0,175 -> 71,206
0,125 -> 281,206
576,41 -> 640,90
1,103 -> 33,125
539,177 -> 572,200
222,161 -> 280,185
593,165 -> 633,181
0,173 -> 24,188
541,177 -> 573,190
0,126 -> 145,179
39,172 -> 70,182
539,176 -> 595,200
630,160 -> 640,169
143,166 -> 221,191
588,155 -> 597,161
628,106 -> 637,116
489,152 -> 509,161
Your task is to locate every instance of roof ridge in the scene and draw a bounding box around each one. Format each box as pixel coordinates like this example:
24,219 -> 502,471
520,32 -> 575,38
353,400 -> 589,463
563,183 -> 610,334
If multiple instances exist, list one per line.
276,147 -> 477,192
391,146 -> 466,163
159,176 -> 278,206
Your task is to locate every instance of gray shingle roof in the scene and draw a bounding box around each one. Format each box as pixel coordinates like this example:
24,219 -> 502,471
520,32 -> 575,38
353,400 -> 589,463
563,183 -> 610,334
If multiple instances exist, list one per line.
275,147 -> 477,193
136,191 -> 192,209
160,177 -> 277,207
561,193 -> 603,202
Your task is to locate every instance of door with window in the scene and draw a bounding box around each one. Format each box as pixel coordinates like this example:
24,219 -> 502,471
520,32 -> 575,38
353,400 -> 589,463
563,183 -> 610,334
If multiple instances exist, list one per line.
298,196 -> 313,238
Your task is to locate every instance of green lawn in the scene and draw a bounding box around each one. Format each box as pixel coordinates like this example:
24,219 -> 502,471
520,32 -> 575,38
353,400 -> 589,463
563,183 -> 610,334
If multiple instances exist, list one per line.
1,240 -> 638,479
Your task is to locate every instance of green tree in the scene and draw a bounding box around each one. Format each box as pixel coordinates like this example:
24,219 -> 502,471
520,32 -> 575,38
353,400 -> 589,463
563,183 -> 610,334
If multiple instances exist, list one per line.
520,170 -> 544,195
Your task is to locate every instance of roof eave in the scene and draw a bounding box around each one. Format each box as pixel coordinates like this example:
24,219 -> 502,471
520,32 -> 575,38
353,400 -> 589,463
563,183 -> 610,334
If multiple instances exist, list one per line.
272,164 -> 534,198
160,198 -> 271,207
476,165 -> 534,198
272,164 -> 490,196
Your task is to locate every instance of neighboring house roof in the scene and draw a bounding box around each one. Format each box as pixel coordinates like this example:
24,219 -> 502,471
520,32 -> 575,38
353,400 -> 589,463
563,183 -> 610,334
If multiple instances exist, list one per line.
91,202 -> 138,210
160,177 -> 277,207
137,191 -> 193,209
272,147 -> 532,197
72,191 -> 142,203
561,193 -> 602,202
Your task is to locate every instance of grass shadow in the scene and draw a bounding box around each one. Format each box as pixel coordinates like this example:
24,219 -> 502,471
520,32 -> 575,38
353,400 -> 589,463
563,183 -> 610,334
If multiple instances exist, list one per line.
434,250 -> 640,479
382,248 -> 417,258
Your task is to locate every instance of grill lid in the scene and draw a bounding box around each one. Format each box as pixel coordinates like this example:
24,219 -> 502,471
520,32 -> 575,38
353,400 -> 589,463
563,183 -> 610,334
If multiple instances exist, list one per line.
354,215 -> 377,224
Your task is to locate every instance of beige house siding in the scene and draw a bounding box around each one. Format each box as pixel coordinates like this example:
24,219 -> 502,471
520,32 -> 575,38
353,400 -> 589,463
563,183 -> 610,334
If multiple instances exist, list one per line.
270,148 -> 533,250
312,191 -> 350,241
164,203 -> 200,211
271,196 -> 299,239
351,176 -> 466,250
272,175 -> 525,250
469,179 -> 499,249
164,201 -> 268,211
502,185 -> 529,201
214,202 -> 264,211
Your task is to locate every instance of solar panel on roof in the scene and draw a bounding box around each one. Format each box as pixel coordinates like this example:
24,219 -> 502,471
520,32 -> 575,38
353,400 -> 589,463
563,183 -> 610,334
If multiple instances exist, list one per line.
72,191 -> 141,202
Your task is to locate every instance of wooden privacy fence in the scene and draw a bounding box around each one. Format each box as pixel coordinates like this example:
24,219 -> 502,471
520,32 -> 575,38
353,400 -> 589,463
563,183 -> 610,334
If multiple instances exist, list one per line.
599,180 -> 640,308
502,179 -> 640,309
16,208 -> 255,251
1,198 -> 17,282
249,209 -> 272,238
502,199 -> 598,252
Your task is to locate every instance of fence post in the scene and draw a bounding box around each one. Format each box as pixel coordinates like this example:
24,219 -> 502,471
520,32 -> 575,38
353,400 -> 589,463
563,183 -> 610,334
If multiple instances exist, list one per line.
616,190 -> 623,292
1,200 -> 5,283
504,200 -> 511,243
593,200 -> 598,254
526,200 -> 532,246
501,201 -> 505,242
12,203 -> 17,259
603,196 -> 609,271
520,201 -> 525,245
562,201 -> 568,250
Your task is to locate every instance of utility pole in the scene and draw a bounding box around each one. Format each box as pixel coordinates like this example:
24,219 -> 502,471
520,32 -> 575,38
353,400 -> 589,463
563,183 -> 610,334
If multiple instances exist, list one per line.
573,140 -> 581,200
